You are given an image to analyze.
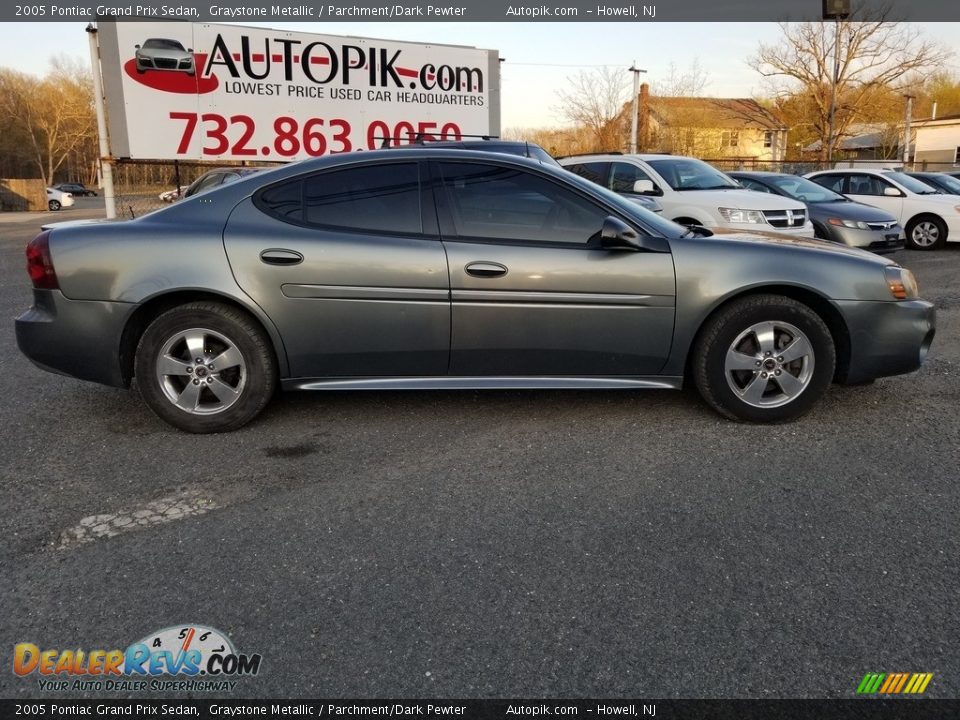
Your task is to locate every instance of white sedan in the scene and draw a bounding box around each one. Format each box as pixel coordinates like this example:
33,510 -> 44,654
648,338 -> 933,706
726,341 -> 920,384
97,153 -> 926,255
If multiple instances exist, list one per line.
805,169 -> 960,250
46,187 -> 75,211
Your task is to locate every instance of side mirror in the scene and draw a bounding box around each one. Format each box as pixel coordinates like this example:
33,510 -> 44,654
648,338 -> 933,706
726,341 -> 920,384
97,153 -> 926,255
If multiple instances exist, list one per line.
600,216 -> 642,250
188,48 -> 194,53
883,186 -> 903,197
633,179 -> 658,195
134,44 -> 141,49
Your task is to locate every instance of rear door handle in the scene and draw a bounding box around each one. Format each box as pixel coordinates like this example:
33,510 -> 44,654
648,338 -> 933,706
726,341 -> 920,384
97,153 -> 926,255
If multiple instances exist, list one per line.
260,249 -> 304,266
465,261 -> 508,278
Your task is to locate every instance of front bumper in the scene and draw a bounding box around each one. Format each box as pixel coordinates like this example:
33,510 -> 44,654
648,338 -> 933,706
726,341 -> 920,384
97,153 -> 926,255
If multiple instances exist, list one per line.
15,289 -> 131,388
836,299 -> 935,384
828,224 -> 904,253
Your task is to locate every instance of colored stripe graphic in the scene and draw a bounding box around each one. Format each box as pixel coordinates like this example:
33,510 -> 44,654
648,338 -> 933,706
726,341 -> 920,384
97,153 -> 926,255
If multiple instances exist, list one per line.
857,672 -> 932,694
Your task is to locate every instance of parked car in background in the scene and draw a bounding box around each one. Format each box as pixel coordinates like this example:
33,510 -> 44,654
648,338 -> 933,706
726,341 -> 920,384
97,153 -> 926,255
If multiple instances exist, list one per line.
46,187 -> 74,211
134,38 -> 195,75
728,171 -> 903,253
181,168 -> 263,199
53,183 -> 97,197
159,185 -> 189,203
906,172 -> 960,196
805,168 -> 960,250
16,149 -> 934,433
560,153 -> 812,234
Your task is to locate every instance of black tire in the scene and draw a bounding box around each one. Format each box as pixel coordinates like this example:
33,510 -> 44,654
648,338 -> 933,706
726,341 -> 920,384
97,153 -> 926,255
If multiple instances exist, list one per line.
905,215 -> 946,250
134,302 -> 276,433
692,294 -> 835,422
48,200 -> 60,211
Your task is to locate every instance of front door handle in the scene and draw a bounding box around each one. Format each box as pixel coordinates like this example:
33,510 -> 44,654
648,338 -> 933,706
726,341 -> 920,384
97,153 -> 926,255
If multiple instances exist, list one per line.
260,249 -> 304,266
465,261 -> 508,278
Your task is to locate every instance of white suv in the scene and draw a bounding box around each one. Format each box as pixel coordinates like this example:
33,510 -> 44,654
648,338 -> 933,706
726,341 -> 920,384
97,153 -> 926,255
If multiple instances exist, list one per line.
559,154 -> 812,235
805,169 -> 960,250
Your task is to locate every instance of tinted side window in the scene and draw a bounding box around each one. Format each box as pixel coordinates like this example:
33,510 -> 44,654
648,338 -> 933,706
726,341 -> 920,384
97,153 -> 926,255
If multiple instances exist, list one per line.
847,174 -> 884,196
303,163 -> 421,234
610,162 -> 655,193
566,162 -> 609,186
439,162 -> 608,245
811,174 -> 845,193
259,180 -> 303,221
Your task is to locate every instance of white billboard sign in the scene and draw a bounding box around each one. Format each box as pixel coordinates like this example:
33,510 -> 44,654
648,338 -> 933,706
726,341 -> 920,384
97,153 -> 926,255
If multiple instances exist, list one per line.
97,21 -> 500,161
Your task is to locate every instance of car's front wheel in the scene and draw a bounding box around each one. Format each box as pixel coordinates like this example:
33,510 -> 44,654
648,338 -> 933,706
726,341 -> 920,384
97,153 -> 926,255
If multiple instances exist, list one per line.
134,302 -> 276,433
905,215 -> 946,250
693,295 -> 835,422
48,200 -> 60,211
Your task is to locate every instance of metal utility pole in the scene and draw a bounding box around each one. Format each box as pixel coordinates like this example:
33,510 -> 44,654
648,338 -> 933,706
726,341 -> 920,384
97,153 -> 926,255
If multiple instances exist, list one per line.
628,63 -> 647,154
86,23 -> 116,219
902,94 -> 914,168
826,18 -> 841,163
823,0 -> 850,165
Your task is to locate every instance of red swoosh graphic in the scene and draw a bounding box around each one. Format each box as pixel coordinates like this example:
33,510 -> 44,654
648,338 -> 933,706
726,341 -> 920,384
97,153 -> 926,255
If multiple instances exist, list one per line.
124,54 -> 218,94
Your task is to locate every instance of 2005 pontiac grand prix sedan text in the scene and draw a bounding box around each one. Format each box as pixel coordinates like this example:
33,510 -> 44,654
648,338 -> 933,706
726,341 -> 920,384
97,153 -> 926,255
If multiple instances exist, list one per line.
16,149 -> 935,433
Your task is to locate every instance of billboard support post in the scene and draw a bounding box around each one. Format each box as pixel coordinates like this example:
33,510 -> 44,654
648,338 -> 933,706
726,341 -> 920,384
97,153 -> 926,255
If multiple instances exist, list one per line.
86,23 -> 116,219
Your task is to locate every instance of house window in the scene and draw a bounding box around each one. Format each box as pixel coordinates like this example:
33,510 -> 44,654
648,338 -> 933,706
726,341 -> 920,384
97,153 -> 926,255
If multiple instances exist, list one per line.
721,131 -> 740,148
764,131 -> 773,148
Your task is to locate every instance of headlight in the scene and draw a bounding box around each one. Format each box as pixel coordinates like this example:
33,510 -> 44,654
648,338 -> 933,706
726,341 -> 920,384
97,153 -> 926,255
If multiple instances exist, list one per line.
884,266 -> 919,300
828,217 -> 869,230
718,207 -> 765,224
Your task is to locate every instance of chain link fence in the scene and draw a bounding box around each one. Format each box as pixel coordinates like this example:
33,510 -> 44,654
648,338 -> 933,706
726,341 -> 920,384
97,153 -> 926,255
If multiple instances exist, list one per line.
111,159 -> 282,218
708,157 -> 960,174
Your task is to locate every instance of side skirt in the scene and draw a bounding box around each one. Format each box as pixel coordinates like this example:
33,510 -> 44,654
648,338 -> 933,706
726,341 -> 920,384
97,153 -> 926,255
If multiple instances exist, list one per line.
282,376 -> 684,391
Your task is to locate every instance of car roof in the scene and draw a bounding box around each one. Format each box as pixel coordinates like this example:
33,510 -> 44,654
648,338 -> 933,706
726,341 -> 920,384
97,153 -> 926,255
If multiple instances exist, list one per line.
726,171 -> 787,177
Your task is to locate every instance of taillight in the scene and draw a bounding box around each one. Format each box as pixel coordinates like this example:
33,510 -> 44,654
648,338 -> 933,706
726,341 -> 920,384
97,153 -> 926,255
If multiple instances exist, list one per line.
26,230 -> 59,289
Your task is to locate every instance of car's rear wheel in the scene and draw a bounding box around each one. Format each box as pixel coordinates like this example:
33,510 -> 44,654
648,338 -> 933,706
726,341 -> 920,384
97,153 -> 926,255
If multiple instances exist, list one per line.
693,295 -> 835,422
905,215 -> 946,250
134,302 -> 276,433
48,200 -> 60,211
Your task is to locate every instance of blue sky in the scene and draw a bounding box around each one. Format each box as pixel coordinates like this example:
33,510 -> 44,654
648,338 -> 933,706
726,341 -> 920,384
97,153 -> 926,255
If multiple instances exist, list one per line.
2,21 -> 958,128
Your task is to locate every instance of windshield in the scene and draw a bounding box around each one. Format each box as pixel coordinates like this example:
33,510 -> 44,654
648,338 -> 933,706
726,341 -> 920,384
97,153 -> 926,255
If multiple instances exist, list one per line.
558,168 -> 687,238
884,171 -> 941,194
765,175 -> 847,203
143,39 -> 186,51
646,157 -> 740,191
917,173 -> 960,194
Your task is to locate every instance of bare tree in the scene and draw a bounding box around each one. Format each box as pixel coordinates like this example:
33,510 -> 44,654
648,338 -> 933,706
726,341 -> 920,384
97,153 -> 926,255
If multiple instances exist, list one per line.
0,57 -> 95,185
554,67 -> 630,152
653,59 -> 709,97
751,14 -> 952,161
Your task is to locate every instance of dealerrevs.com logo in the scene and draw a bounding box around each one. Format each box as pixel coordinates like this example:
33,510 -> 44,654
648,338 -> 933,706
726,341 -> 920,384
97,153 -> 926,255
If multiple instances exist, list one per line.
13,625 -> 261,693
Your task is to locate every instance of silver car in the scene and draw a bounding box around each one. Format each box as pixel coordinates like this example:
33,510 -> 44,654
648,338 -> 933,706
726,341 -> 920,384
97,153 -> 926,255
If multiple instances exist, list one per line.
16,150 -> 935,433
135,38 -> 195,76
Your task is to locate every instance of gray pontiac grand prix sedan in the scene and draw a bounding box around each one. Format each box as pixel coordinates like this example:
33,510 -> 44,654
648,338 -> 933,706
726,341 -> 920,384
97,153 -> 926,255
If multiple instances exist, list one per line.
16,149 -> 935,433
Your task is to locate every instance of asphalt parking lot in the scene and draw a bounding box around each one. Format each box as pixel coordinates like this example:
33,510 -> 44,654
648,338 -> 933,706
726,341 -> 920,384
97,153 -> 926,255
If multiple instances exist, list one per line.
1,202 -> 958,699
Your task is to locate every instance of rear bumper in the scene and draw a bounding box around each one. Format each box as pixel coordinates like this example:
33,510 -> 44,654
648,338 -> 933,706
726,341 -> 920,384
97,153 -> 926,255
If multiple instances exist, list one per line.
15,289 -> 131,388
836,299 -> 935,384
